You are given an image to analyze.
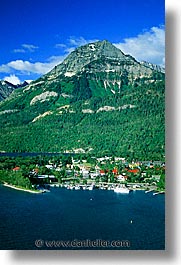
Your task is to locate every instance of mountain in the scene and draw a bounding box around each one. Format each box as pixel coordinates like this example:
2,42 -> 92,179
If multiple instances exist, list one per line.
0,40 -> 165,160
0,80 -> 29,102
0,81 -> 16,101
29,40 -> 163,101
16,81 -> 30,88
140,61 -> 165,73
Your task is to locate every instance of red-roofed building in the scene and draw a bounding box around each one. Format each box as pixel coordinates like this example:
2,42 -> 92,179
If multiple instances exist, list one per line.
112,168 -> 118,175
127,168 -> 139,174
12,167 -> 20,171
100,170 -> 106,175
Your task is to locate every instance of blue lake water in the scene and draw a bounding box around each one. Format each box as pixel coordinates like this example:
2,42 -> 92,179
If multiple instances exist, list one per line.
0,185 -> 165,250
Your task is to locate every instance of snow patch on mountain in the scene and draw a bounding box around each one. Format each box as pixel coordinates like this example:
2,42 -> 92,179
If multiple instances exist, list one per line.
89,44 -> 96,51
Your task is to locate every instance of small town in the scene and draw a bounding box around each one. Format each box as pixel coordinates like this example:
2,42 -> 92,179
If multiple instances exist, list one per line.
0,154 -> 165,195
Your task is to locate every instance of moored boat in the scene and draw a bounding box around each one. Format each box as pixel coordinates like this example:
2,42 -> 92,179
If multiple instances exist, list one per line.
114,186 -> 130,193
87,185 -> 94,190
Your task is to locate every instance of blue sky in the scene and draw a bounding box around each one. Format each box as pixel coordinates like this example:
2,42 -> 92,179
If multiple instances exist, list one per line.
0,0 -> 165,84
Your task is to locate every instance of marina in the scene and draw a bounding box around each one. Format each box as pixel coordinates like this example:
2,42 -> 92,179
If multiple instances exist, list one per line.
47,182 -> 163,195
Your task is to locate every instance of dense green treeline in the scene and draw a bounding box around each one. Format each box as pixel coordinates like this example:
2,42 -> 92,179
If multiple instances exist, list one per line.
0,170 -> 33,190
0,81 -> 164,160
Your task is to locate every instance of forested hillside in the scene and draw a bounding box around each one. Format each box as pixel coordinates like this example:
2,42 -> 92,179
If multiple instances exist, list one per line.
0,40 -> 165,160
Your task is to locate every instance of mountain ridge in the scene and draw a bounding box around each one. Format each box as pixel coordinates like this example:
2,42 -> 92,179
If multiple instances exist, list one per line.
0,40 -> 165,160
44,39 -> 163,84
0,80 -> 29,102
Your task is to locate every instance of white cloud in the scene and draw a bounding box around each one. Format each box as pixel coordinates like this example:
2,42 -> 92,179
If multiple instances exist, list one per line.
68,36 -> 98,49
114,26 -> 165,66
0,29 -> 165,82
10,60 -> 48,74
0,64 -> 11,73
7,60 -> 57,75
0,55 -> 66,76
64,47 -> 76,54
55,37 -> 99,54
55,43 -> 67,48
13,44 -> 39,53
25,80 -> 33,84
4,74 -> 21,85
68,36 -> 90,46
47,55 -> 66,64
0,37 -> 97,76
13,49 -> 26,53
22,44 -> 38,52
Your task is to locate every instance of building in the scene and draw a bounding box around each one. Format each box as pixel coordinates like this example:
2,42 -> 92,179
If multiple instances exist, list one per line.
12,167 -> 20,171
117,175 -> 128,181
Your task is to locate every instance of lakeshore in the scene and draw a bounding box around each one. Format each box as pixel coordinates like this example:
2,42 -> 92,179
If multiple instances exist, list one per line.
2,181 -> 165,195
3,183 -> 41,193
0,154 -> 165,195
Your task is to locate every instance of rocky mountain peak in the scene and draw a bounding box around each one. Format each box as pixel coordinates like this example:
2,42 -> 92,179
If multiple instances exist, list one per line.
0,41 -> 165,158
95,39 -> 125,58
51,40 -> 130,77
0,80 -> 16,101
28,39 -> 164,105
0,80 -> 30,102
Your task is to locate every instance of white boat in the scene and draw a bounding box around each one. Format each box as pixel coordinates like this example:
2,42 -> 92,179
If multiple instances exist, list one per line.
87,185 -> 94,190
41,189 -> 50,193
74,186 -> 80,190
107,186 -> 114,190
114,186 -> 130,193
145,189 -> 153,193
68,185 -> 74,190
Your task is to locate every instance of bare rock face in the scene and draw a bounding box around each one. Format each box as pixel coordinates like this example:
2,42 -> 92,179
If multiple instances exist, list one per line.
0,40 -> 164,107
140,61 -> 165,73
40,39 -> 164,96
1,40 -> 164,104
0,80 -> 29,102
19,40 -> 161,104
0,81 -> 16,101
47,40 -> 157,78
